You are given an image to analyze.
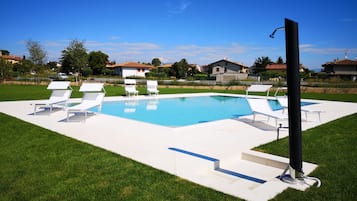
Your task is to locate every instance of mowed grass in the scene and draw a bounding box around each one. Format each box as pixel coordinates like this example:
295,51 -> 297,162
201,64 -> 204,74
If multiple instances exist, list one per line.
1,84 -> 356,102
256,113 -> 357,201
0,83 -> 357,200
0,113 -> 240,201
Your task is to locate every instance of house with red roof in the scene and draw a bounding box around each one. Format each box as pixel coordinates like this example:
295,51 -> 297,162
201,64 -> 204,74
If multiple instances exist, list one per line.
106,62 -> 153,78
0,53 -> 22,64
322,59 -> 357,80
265,63 -> 305,72
204,59 -> 249,83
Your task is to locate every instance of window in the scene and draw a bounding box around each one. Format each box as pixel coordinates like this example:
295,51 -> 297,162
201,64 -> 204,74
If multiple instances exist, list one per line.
216,67 -> 220,72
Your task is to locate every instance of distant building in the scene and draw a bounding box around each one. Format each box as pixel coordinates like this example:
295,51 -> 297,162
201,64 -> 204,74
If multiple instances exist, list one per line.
322,59 -> 357,80
159,63 -> 173,68
0,51 -> 22,64
106,62 -> 153,78
265,63 -> 305,72
206,59 -> 249,76
205,59 -> 249,83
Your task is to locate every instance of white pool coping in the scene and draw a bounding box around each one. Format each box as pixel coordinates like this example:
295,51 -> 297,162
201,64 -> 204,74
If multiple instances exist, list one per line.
1,93 -> 356,201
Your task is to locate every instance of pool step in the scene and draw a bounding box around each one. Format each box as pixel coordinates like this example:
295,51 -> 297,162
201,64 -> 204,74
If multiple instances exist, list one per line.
168,147 -> 266,184
241,150 -> 289,169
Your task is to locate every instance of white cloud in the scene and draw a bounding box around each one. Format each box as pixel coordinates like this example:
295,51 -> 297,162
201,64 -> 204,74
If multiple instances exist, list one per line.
41,39 -> 264,65
43,39 -> 357,66
166,0 -> 191,14
300,44 -> 357,55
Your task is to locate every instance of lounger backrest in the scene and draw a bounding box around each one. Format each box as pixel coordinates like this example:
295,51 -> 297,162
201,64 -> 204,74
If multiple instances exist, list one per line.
79,83 -> 104,92
47,81 -> 71,90
82,92 -> 105,103
247,98 -> 273,113
49,90 -> 72,100
246,84 -> 272,96
147,80 -> 157,86
125,84 -> 136,91
79,83 -> 105,104
147,80 -> 157,88
124,79 -> 136,85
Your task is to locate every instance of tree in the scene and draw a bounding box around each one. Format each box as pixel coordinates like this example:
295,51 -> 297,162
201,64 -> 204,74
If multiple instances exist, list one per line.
26,40 -> 47,65
253,56 -> 272,74
60,39 -> 88,74
46,61 -> 58,71
276,56 -> 284,64
0,50 -> 10,56
171,58 -> 190,79
0,58 -> 12,81
13,60 -> 34,75
88,51 -> 109,75
151,58 -> 161,67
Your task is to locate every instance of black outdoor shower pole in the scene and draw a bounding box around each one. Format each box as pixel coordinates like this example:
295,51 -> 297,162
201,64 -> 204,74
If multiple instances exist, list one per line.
285,18 -> 303,178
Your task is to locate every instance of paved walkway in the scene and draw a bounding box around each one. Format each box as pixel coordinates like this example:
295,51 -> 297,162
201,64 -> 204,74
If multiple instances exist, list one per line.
1,93 -> 356,201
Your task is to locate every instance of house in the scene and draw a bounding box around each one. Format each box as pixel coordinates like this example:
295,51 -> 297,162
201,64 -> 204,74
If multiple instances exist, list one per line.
207,59 -> 248,76
0,54 -> 22,64
322,59 -> 357,80
159,64 -> 173,68
265,63 -> 305,72
205,59 -> 249,83
106,62 -> 153,78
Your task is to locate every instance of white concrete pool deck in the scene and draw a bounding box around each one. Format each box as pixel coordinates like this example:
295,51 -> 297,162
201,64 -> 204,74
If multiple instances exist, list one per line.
1,93 -> 356,201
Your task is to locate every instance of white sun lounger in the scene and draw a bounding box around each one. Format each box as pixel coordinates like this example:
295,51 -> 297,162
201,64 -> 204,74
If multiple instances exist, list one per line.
66,83 -> 106,121
32,81 -> 72,115
124,79 -> 139,96
246,84 -> 273,97
147,80 -> 159,95
276,96 -> 324,122
246,98 -> 288,128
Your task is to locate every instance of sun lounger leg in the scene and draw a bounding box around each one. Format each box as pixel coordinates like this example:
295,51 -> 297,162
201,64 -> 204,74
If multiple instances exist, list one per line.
305,111 -> 308,121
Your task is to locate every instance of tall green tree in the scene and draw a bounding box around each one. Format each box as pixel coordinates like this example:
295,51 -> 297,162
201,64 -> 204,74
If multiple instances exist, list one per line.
151,58 -> 161,67
0,58 -> 12,81
0,50 -> 10,56
60,39 -> 88,74
253,56 -> 272,74
13,60 -> 34,75
88,51 -> 109,75
26,40 -> 47,65
171,58 -> 190,79
276,56 -> 284,64
46,61 -> 58,71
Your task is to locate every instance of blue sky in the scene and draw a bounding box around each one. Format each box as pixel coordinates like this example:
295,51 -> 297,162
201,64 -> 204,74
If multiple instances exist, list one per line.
1,0 -> 357,71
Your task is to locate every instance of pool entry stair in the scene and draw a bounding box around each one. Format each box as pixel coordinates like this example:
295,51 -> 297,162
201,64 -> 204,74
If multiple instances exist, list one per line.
168,147 -> 267,184
168,147 -> 318,201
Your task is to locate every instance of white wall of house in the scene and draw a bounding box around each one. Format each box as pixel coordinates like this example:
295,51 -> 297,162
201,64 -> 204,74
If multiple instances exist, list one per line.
122,68 -> 150,78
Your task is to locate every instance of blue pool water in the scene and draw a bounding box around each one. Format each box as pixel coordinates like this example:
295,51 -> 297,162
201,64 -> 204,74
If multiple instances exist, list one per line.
94,95 -> 284,127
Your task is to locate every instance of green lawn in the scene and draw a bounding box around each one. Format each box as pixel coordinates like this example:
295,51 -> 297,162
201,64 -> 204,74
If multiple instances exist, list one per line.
0,83 -> 356,200
1,84 -> 356,102
256,113 -> 357,201
0,113 -> 241,201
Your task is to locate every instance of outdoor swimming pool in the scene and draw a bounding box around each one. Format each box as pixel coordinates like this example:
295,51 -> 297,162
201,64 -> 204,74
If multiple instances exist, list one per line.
94,95 -> 283,127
